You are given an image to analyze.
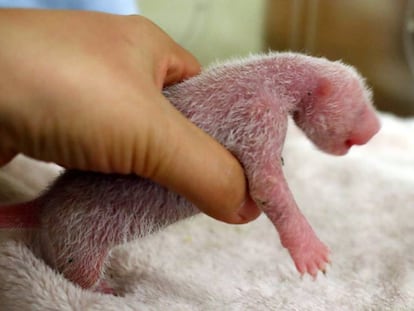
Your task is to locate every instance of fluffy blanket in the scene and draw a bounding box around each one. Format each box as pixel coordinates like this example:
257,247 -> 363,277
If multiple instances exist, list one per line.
0,113 -> 413,311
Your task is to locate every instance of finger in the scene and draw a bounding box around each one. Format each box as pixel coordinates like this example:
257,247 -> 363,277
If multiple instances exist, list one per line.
137,95 -> 257,224
175,47 -> 202,80
163,49 -> 201,87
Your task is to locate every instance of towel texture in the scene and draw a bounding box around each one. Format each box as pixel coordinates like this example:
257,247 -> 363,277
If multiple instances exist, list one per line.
0,113 -> 413,310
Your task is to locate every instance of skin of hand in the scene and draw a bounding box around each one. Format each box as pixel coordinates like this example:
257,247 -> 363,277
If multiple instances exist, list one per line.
0,9 -> 260,224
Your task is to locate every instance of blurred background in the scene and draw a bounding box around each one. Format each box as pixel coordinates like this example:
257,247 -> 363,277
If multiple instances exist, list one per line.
140,0 -> 414,117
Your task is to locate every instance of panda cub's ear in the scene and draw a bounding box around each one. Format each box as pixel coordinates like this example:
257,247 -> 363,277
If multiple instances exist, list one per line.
315,77 -> 332,98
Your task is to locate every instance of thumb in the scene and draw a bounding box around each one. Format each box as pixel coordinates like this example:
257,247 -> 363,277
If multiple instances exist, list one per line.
137,95 -> 261,224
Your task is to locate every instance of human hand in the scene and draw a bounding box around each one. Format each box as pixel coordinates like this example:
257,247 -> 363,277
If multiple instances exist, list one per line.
0,9 -> 260,224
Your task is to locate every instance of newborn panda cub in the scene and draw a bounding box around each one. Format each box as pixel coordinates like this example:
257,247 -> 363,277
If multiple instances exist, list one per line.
0,52 -> 380,292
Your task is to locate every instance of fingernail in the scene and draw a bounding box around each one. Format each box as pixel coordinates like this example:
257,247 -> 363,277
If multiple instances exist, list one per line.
237,197 -> 261,222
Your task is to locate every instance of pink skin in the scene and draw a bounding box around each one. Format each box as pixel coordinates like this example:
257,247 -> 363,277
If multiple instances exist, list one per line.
0,52 -> 380,291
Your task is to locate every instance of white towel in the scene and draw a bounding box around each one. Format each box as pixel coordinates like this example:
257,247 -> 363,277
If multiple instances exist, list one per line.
0,113 -> 413,310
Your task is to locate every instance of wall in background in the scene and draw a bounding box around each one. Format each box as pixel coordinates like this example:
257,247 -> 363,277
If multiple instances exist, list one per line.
139,0 -> 414,116
139,0 -> 266,66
